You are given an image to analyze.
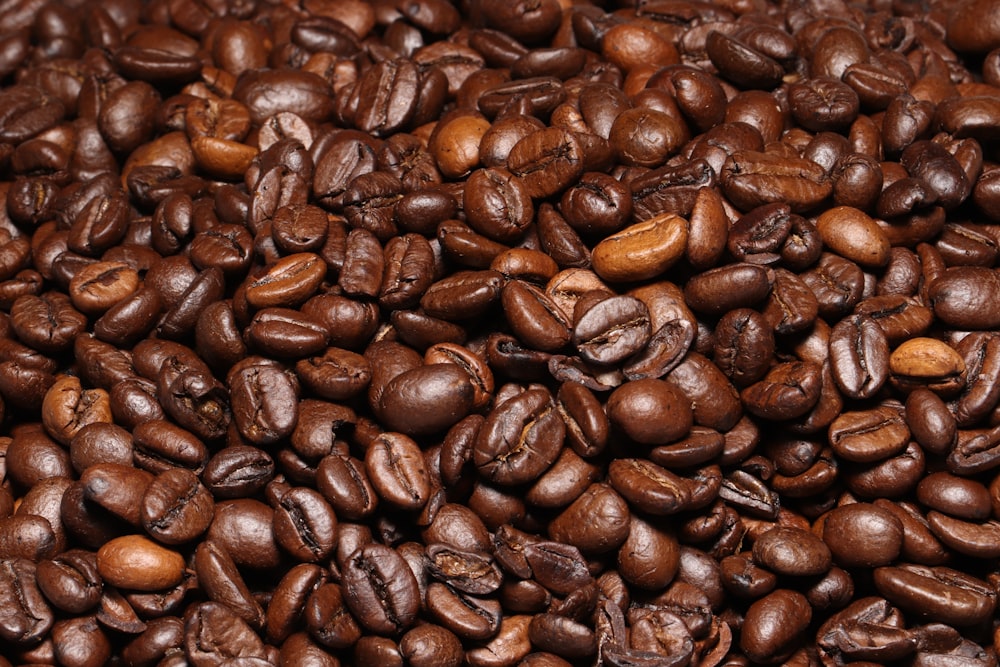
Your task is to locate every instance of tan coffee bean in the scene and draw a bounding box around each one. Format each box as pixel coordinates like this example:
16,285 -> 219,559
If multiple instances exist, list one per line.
41,375 -> 113,446
816,206 -> 890,269
591,213 -> 688,283
96,535 -> 186,591
889,337 -> 966,395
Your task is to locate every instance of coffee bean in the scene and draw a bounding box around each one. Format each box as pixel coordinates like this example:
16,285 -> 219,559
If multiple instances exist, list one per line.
3,1 -> 1000,663
341,543 -> 420,635
474,387 -> 564,485
874,565 -> 997,626
96,535 -> 185,592
820,502 -> 904,567
752,526 -> 832,576
740,589 -> 812,663
140,468 -> 214,545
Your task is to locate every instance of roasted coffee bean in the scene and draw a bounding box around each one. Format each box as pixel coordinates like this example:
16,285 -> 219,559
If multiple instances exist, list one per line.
606,378 -> 692,446
608,459 -> 692,516
721,151 -> 832,213
193,539 -> 264,631
572,295 -> 651,366
591,213 -> 688,283
364,432 -> 431,512
741,361 -> 823,421
928,267 -> 1000,330
375,363 -> 475,437
96,535 -> 185,592
740,589 -> 812,663
271,487 -> 337,563
829,313 -> 890,400
341,543 -> 420,635
752,526 -> 832,576
36,550 -> 102,615
887,337 -> 965,398
3,0 -> 1000,663
228,357 -> 298,446
502,280 -> 572,352
684,264 -> 773,316
244,253 -> 326,309
821,502 -> 904,567
206,499 -> 281,571
0,558 -> 53,645
874,565 -> 997,626
202,445 -> 275,500
132,420 -> 208,475
474,387 -> 564,485
714,308 -> 774,388
140,467 -> 213,545
184,601 -> 271,664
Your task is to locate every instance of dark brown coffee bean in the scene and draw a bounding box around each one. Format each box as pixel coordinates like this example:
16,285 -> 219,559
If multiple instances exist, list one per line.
502,280 -> 572,352
713,308 -> 774,388
341,543 -> 420,635
474,387 -> 564,485
608,459 -> 692,516
363,432 -> 431,512
874,564 -> 997,627
317,455 -> 379,521
36,550 -> 101,615
740,589 -> 811,663
194,539 -> 264,630
375,363 -> 475,437
821,502 -> 904,567
140,467 -> 213,545
271,487 -> 337,564
572,295 -> 651,366
752,526 -> 832,577
0,558 -> 53,644
721,150 -> 832,213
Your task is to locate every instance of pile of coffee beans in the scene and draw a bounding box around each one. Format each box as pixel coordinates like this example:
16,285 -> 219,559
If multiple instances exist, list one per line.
1,0 -> 1000,664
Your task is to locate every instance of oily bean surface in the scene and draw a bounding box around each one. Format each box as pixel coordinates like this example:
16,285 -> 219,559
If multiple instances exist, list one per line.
0,0 -> 999,665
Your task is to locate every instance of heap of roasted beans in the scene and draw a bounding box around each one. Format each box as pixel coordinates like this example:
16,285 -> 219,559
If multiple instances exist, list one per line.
0,0 -> 1000,664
